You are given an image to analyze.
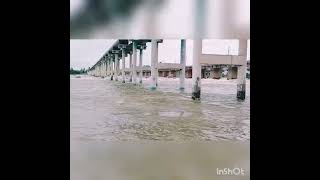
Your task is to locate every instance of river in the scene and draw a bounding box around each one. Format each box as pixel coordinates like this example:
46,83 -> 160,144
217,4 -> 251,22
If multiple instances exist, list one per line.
70,75 -> 250,180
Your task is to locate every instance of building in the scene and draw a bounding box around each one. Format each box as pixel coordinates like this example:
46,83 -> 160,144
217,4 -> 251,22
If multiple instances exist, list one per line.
122,64 -> 248,80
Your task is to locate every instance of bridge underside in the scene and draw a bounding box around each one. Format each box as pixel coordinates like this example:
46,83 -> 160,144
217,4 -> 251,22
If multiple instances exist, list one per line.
88,39 -> 249,101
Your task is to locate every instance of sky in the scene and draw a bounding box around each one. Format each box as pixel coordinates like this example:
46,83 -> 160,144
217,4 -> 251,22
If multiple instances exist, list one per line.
70,0 -> 249,39
70,40 -> 115,69
70,39 -> 250,70
69,0 -> 250,70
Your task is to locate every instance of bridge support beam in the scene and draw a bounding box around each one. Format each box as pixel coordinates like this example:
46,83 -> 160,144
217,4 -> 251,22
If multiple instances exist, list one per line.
237,39 -> 248,100
150,40 -> 159,89
139,49 -> 143,84
109,59 -> 112,77
192,39 -> 202,100
103,63 -> 105,77
109,59 -> 112,76
104,61 -> 107,77
101,62 -> 104,77
129,53 -> 132,82
99,65 -> 101,77
121,49 -> 126,83
117,56 -> 120,79
111,59 -> 114,80
100,64 -> 102,77
106,59 -> 110,76
114,54 -> 119,81
132,41 -> 137,85
102,62 -> 104,77
237,65 -> 246,100
179,39 -> 186,90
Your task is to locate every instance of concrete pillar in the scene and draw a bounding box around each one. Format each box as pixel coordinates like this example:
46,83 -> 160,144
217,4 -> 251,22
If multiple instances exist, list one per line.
109,59 -> 112,76
106,59 -> 109,76
109,57 -> 113,77
110,58 -> 114,80
132,41 -> 137,84
117,56 -> 120,77
191,0 -> 206,100
150,40 -> 159,89
101,64 -> 103,77
192,39 -> 202,100
101,63 -> 103,77
114,54 -> 119,81
179,39 -> 186,90
129,53 -> 132,82
121,49 -> 126,83
102,62 -> 104,77
104,61 -> 107,77
237,65 -> 246,100
103,63 -> 105,77
100,64 -> 102,77
237,39 -> 248,100
139,49 -> 143,84
103,62 -> 105,77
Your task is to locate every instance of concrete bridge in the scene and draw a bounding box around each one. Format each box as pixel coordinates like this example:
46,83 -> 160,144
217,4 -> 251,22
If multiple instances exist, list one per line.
87,39 -> 248,100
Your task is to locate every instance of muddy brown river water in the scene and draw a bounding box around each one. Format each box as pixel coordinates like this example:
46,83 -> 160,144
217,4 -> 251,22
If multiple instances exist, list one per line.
70,75 -> 250,180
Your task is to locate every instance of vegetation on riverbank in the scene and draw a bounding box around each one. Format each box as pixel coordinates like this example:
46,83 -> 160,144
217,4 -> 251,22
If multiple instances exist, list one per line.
70,68 -> 87,74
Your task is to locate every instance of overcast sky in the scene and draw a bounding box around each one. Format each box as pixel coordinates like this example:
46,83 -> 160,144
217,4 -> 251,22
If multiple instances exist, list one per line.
70,39 -> 250,70
70,0 -> 250,70
70,0 -> 249,39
